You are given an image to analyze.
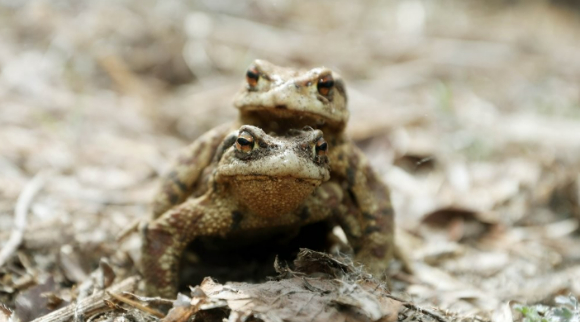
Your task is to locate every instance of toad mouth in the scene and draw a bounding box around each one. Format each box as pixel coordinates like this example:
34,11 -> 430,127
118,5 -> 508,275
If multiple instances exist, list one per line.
230,175 -> 322,185
240,108 -> 343,133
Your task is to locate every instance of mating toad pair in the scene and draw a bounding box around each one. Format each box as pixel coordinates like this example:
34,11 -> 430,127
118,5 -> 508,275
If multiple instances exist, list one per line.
141,60 -> 395,297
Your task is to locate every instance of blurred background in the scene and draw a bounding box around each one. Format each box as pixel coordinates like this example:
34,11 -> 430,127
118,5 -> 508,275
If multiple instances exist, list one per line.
1,0 -> 580,318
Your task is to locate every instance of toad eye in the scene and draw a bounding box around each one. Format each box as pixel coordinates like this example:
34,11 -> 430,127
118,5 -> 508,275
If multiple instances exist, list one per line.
235,131 -> 254,153
317,74 -> 334,96
246,66 -> 260,88
315,137 -> 328,157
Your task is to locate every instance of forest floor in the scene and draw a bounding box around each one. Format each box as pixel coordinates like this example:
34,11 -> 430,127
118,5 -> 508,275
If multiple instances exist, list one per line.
1,1 -> 580,321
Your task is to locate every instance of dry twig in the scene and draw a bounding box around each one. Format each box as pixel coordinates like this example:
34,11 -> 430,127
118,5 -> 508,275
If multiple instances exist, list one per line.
0,172 -> 48,268
31,276 -> 140,322
107,291 -> 165,318
385,294 -> 450,322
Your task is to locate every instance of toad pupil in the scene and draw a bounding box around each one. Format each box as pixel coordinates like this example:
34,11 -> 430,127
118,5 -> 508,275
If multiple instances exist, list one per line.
317,75 -> 334,96
315,138 -> 328,156
237,137 -> 252,146
246,68 -> 260,87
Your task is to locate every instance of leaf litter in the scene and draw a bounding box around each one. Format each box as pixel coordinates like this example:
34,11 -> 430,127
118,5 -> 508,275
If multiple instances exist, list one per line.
1,0 -> 580,321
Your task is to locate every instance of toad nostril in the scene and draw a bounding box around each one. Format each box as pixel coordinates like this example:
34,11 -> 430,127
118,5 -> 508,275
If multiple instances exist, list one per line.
275,105 -> 287,109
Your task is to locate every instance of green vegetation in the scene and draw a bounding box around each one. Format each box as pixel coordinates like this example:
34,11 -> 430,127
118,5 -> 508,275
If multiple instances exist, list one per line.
515,296 -> 579,322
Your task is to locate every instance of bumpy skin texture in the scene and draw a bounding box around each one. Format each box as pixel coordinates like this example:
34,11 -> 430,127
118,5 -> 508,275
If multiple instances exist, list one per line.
142,126 -> 337,297
146,60 -> 395,296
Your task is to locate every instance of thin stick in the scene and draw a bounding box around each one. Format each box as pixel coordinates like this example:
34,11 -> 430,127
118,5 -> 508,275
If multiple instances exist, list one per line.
402,302 -> 450,322
115,219 -> 140,243
384,294 -> 450,322
107,291 -> 165,318
0,172 -> 48,267
31,276 -> 140,322
0,303 -> 12,316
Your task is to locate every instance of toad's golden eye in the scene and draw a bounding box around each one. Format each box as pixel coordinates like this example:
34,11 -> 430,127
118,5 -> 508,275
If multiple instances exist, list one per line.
246,66 -> 260,87
235,131 -> 254,153
317,74 -> 334,96
315,137 -> 328,156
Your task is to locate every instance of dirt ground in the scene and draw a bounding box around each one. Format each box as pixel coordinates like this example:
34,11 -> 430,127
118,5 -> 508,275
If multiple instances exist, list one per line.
1,0 -> 580,321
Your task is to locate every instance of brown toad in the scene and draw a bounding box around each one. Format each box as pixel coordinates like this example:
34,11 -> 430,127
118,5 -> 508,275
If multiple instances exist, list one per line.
141,125 -> 341,297
148,60 -> 394,295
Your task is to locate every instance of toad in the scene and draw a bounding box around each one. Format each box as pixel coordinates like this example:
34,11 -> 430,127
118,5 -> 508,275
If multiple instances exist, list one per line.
147,60 -> 394,295
141,125 -> 341,297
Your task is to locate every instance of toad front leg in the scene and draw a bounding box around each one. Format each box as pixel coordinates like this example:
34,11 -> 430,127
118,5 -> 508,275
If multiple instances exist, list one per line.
151,123 -> 231,218
141,197 -> 232,297
352,160 -> 395,278
332,146 -> 395,278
